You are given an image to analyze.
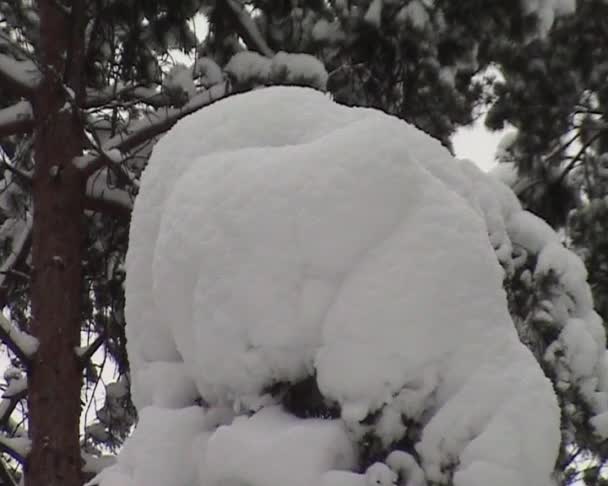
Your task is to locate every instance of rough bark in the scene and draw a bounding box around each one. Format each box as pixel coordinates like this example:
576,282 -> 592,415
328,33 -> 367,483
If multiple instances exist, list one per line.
26,1 -> 86,485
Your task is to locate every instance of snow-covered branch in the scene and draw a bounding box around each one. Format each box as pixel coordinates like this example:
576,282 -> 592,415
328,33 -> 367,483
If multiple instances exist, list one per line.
0,158 -> 33,189
0,313 -> 38,365
223,0 -> 274,57
75,333 -> 105,368
3,373 -> 26,400
103,83 -> 228,154
0,458 -> 17,486
0,386 -> 26,428
0,54 -> 40,98
84,85 -> 171,110
85,179 -> 131,208
76,83 -> 229,177
84,193 -> 132,219
84,168 -> 133,218
0,436 -> 30,464
0,101 -> 34,137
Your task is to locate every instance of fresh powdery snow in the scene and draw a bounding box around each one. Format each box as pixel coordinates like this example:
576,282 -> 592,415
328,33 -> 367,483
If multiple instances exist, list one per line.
93,87 -> 604,486
225,51 -> 328,91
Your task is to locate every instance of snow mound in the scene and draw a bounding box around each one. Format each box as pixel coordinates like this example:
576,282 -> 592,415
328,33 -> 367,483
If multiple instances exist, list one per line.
105,87 -> 574,486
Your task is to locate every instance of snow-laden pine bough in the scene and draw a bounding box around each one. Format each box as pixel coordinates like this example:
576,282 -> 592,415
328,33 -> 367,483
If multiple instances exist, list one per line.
90,87 -> 606,486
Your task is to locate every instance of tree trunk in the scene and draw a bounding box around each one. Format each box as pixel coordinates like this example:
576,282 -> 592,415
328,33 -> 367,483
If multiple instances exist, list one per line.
27,113 -> 85,486
26,1 -> 86,485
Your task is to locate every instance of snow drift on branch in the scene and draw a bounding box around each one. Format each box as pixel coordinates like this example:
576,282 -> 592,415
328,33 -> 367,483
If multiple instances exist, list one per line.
95,87 -> 604,486
225,51 -> 328,90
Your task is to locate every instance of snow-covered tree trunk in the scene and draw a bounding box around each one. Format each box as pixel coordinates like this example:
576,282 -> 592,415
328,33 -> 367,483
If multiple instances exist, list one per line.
27,2 -> 86,485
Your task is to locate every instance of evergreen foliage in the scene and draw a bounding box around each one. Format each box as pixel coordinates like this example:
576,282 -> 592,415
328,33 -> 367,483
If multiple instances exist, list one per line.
486,2 -> 608,481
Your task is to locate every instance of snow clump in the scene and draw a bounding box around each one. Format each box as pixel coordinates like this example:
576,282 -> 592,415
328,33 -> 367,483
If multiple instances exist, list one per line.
225,51 -> 328,90
93,86 -> 604,486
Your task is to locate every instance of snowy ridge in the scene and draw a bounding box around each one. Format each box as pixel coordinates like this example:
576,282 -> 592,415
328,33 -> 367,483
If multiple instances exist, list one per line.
95,87 -> 603,486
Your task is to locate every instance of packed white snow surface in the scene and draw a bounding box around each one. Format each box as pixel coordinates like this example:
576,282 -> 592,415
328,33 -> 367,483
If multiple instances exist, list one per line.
99,86 -> 604,486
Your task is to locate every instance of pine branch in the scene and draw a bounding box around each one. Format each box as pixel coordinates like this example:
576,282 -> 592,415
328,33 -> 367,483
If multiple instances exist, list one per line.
86,169 -> 133,213
0,313 -> 38,366
105,83 -> 228,153
556,129 -> 605,185
0,458 -> 17,486
84,85 -> 171,110
0,213 -> 33,292
79,130 -> 135,217
0,388 -> 27,429
0,161 -> 33,188
2,376 -> 26,402
84,194 -> 132,219
0,436 -> 29,465
75,83 -> 229,177
222,0 -> 274,57
76,333 -> 105,368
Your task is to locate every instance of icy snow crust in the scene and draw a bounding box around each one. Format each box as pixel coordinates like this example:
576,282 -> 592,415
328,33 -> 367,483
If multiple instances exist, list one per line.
103,87 -> 582,486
